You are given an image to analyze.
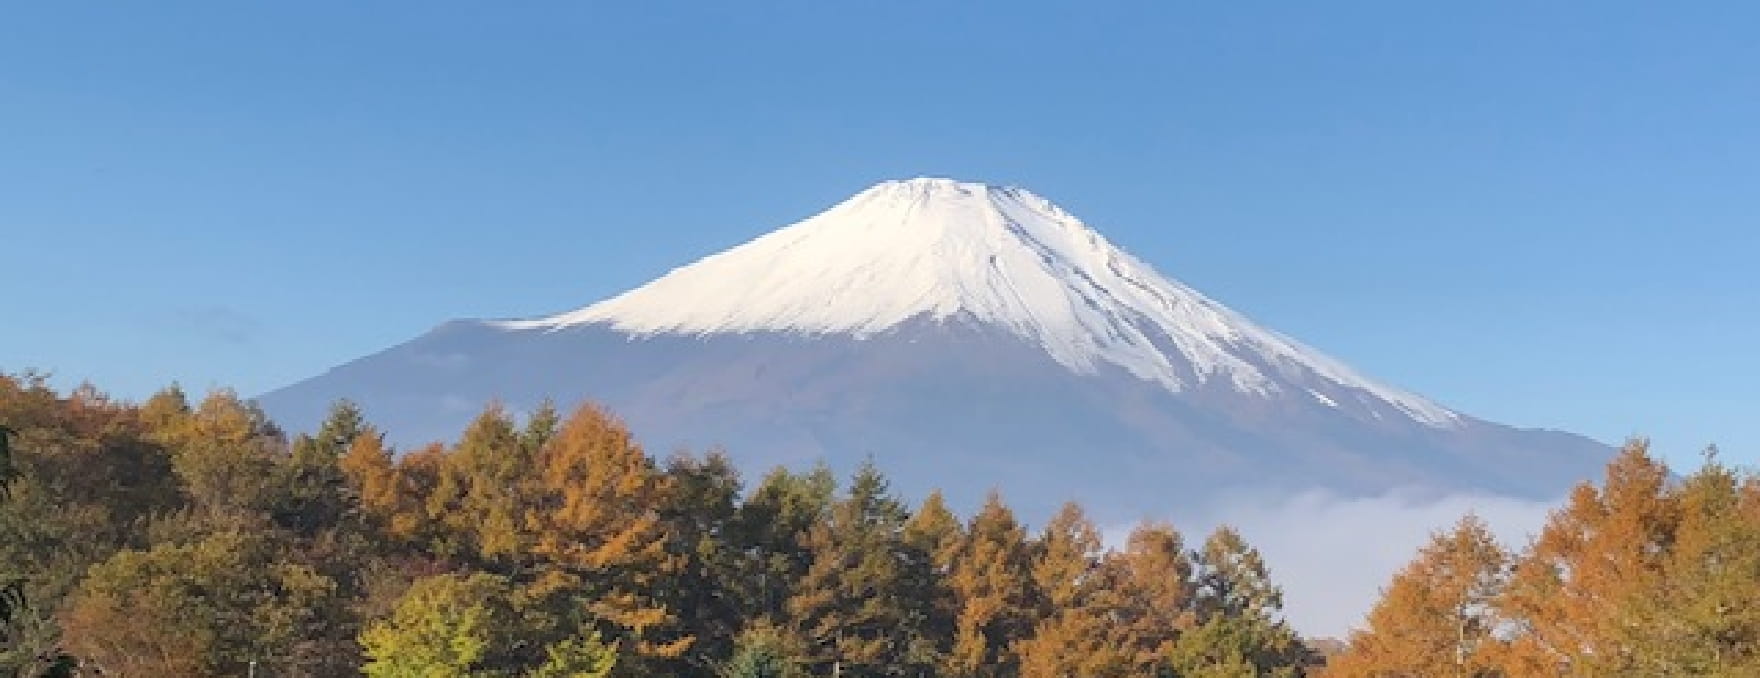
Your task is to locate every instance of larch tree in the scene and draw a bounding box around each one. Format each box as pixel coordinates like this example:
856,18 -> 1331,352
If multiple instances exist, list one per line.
1015,502 -> 1127,678
945,491 -> 1035,678
1093,521 -> 1196,673
339,428 -> 399,531
386,442 -> 448,548
526,403 -> 689,671
1498,440 -> 1677,676
1621,450 -> 1760,675
430,404 -> 534,565
170,390 -> 283,521
902,489 -> 964,669
1326,514 -> 1510,678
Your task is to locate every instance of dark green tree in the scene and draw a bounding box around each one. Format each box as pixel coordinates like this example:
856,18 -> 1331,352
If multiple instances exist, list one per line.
784,461 -> 936,677
276,399 -> 367,535
1166,526 -> 1309,677
659,450 -> 750,673
737,465 -> 836,622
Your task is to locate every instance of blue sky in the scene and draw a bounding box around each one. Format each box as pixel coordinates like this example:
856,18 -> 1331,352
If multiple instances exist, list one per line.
3,2 -> 1755,468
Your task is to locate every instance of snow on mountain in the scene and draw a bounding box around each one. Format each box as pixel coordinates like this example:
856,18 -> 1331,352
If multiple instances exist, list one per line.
259,176 -> 1612,524
498,177 -> 1459,427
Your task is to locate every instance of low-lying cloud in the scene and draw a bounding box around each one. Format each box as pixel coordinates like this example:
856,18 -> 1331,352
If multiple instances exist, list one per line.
1111,488 -> 1562,640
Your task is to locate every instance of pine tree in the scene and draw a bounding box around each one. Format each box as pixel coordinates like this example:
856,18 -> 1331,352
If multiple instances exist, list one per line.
520,399 -> 561,458
660,450 -> 750,672
1326,515 -> 1509,678
784,461 -> 932,677
738,465 -> 837,622
1167,526 -> 1308,677
277,399 -> 366,535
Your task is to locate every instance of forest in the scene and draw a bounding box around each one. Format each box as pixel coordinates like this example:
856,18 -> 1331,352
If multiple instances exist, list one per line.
1,371 -> 1757,677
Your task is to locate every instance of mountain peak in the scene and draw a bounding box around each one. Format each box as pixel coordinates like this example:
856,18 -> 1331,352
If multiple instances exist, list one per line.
497,179 -> 1459,427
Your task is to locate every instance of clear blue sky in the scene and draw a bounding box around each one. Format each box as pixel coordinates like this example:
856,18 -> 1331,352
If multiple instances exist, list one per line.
3,2 -> 1755,469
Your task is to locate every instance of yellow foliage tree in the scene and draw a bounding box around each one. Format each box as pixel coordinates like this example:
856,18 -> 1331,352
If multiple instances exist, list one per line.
945,491 -> 1034,677
527,404 -> 689,668
1016,502 -> 1132,678
1498,440 -> 1676,676
1325,515 -> 1509,678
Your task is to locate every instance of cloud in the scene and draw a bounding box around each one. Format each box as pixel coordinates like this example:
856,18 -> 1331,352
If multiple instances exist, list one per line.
1108,488 -> 1561,640
151,305 -> 264,346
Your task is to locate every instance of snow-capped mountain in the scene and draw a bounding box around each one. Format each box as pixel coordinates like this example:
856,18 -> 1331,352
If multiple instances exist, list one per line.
259,178 -> 1608,521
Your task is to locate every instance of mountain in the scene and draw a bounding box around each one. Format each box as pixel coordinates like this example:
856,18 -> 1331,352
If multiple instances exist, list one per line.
259,178 -> 1609,522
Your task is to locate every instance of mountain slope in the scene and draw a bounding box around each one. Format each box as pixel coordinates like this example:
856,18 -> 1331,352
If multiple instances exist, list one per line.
259,178 -> 1609,521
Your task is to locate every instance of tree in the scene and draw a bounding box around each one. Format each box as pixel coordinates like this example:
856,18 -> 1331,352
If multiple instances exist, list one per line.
0,423 -> 33,663
1621,449 -> 1760,675
360,573 -> 511,678
1326,515 -> 1509,678
0,377 -> 183,675
0,424 -> 17,500
902,490 -> 964,669
1167,526 -> 1308,677
1499,440 -> 1676,676
784,461 -> 933,677
527,404 -> 689,670
169,390 -> 283,520
61,529 -> 341,677
946,491 -> 1034,677
1093,522 -> 1195,673
276,400 -> 366,535
738,465 -> 836,622
720,623 -> 802,678
659,450 -> 749,671
430,405 -> 534,564
529,632 -> 619,678
520,400 -> 561,459
387,443 -> 448,546
137,383 -> 194,446
1016,502 -> 1125,678
340,428 -> 400,530
904,490 -> 964,577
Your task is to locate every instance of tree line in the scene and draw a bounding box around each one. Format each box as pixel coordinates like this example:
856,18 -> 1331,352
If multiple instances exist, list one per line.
3,371 -> 1755,677
0,373 -> 1310,677
1328,442 -> 1760,677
